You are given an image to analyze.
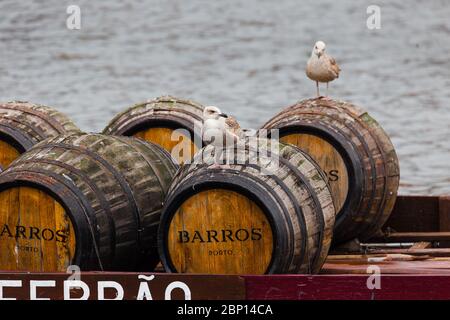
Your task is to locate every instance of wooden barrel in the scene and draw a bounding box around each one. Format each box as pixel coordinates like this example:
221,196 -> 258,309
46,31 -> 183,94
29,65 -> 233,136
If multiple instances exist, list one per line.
103,96 -> 204,164
0,101 -> 80,168
0,133 -> 178,272
158,138 -> 335,274
262,97 -> 400,243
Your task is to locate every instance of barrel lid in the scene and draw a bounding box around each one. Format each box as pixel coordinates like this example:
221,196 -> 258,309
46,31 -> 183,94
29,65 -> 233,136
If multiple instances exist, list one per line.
0,186 -> 76,272
165,188 -> 274,274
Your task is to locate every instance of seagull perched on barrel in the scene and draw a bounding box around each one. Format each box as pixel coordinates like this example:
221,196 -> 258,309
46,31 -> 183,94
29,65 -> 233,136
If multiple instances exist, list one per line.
202,106 -> 242,147
306,41 -> 341,97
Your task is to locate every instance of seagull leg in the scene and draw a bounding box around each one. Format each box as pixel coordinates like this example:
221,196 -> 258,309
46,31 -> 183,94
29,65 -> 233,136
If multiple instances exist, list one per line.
326,82 -> 329,97
316,81 -> 320,97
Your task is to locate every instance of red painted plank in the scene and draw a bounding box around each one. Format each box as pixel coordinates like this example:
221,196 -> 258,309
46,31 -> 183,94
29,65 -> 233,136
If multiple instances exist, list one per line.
322,260 -> 450,274
243,275 -> 450,300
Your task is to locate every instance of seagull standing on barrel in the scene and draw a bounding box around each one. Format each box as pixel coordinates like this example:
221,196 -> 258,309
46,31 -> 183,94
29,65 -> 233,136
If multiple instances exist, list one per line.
202,106 -> 242,147
306,41 -> 341,97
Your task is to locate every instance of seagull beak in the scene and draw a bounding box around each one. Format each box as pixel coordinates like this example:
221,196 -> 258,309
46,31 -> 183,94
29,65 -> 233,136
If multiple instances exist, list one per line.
317,52 -> 322,58
219,113 -> 228,118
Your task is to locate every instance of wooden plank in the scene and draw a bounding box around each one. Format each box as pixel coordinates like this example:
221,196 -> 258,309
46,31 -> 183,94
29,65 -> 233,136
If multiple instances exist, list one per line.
380,195 -> 440,233
326,253 -> 450,262
439,196 -> 450,231
438,196 -> 450,247
371,232 -> 450,242
322,259 -> 450,275
367,248 -> 450,257
410,242 -> 432,249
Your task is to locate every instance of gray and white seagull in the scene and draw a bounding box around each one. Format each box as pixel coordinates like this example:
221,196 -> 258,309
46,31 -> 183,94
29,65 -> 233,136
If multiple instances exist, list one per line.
202,106 -> 242,147
306,41 -> 341,97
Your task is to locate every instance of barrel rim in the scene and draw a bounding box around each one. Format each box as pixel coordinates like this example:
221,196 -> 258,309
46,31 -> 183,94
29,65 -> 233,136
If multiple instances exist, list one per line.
0,127 -> 30,153
0,122 -> 36,153
103,96 -> 204,135
0,103 -> 68,134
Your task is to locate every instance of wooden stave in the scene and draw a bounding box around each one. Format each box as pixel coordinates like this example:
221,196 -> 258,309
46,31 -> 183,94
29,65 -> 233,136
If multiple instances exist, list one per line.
0,101 -> 80,154
262,97 -> 400,243
158,139 -> 335,274
0,133 -> 178,271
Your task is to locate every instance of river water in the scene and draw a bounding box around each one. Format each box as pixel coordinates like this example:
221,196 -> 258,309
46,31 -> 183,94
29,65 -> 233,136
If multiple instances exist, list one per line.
0,0 -> 449,195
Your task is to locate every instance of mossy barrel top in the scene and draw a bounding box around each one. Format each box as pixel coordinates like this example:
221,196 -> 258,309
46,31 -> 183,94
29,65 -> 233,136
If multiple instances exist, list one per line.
262,97 -> 400,243
0,101 -> 80,168
103,96 -> 204,164
0,133 -> 178,272
158,138 -> 335,274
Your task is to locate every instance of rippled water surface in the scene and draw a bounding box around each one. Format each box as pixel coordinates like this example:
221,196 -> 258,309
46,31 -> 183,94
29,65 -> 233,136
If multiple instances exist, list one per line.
0,0 -> 449,195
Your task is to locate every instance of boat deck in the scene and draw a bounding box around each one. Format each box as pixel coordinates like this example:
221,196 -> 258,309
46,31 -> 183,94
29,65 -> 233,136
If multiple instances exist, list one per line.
1,195 -> 449,300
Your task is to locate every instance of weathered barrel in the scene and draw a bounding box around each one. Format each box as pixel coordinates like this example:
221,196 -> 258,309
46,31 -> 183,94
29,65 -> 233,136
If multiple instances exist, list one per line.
103,96 -> 204,164
0,133 -> 178,272
262,97 -> 400,243
0,101 -> 80,168
158,138 -> 335,274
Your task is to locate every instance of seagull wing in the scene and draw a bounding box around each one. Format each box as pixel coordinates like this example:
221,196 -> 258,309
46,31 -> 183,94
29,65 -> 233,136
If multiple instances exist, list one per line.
225,116 -> 241,133
224,116 -> 245,140
328,56 -> 341,78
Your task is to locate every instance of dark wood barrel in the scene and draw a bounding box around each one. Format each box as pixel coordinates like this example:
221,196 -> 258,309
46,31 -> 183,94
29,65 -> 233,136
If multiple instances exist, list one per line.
0,101 -> 80,168
262,97 -> 400,243
158,138 -> 335,274
103,96 -> 204,164
0,133 -> 178,272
